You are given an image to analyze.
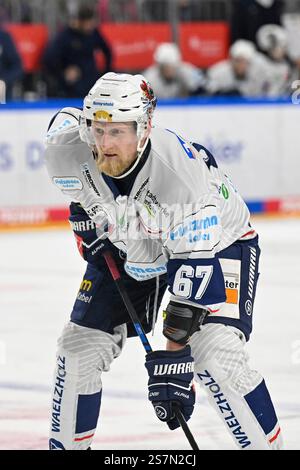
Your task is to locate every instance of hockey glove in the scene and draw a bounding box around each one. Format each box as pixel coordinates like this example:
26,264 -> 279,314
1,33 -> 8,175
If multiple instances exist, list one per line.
145,345 -> 195,430
69,202 -> 112,265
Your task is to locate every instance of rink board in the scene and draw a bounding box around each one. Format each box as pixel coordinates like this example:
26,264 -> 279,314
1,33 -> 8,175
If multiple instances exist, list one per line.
0,98 -> 300,228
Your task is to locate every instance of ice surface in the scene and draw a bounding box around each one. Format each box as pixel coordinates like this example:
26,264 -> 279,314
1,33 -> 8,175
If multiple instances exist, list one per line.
0,217 -> 299,450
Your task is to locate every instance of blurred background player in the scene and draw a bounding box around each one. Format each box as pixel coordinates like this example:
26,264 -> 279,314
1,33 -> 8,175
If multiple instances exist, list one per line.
1,0 -> 299,101
143,42 -> 206,98
43,4 -> 112,98
256,23 -> 292,95
288,49 -> 300,96
206,39 -> 271,96
0,20 -> 23,100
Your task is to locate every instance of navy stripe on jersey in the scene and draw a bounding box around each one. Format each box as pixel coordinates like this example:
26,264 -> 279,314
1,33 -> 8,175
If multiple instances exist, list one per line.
192,143 -> 218,170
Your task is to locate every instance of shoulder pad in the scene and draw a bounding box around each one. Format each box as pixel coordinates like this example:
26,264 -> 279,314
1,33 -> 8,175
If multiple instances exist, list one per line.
46,107 -> 82,146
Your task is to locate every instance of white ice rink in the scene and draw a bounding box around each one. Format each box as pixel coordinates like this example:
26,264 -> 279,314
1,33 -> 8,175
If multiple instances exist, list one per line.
0,217 -> 300,450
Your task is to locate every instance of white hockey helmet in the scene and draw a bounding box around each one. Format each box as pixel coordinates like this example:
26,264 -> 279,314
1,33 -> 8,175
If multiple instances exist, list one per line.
154,42 -> 181,66
80,72 -> 157,153
230,40 -> 256,62
256,24 -> 287,52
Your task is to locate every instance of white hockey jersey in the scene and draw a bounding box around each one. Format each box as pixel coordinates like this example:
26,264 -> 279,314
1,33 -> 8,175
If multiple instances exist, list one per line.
45,107 -> 254,311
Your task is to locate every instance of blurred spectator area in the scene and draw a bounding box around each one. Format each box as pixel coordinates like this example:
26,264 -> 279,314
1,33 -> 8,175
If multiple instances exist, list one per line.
0,0 -> 233,25
1,0 -> 300,27
0,0 -> 233,100
1,0 -> 300,99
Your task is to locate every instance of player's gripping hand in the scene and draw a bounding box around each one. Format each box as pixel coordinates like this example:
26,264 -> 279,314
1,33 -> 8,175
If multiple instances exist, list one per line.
145,345 -> 195,430
69,202 -> 112,265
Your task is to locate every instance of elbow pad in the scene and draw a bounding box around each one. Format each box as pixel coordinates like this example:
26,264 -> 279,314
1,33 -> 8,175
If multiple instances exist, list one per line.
163,301 -> 208,345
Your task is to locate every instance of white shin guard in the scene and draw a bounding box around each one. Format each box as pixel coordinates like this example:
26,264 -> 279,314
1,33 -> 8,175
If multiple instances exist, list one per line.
49,322 -> 126,450
189,324 -> 283,450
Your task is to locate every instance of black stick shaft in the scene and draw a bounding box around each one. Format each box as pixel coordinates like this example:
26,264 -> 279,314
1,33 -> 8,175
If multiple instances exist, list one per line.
103,250 -> 199,451
172,403 -> 199,451
103,251 -> 152,353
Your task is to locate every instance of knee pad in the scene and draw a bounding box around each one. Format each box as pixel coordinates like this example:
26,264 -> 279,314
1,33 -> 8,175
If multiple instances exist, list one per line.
190,323 -> 262,394
57,322 -> 126,380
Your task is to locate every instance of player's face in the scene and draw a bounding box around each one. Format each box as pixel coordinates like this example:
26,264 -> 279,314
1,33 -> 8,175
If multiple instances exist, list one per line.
232,58 -> 249,78
270,46 -> 285,61
79,19 -> 96,35
160,64 -> 177,81
92,121 -> 139,177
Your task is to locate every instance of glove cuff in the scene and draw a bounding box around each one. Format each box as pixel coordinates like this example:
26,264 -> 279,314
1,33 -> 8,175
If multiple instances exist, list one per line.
145,344 -> 192,361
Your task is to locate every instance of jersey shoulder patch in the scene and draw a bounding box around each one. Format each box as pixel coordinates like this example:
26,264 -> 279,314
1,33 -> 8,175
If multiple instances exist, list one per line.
46,107 -> 82,146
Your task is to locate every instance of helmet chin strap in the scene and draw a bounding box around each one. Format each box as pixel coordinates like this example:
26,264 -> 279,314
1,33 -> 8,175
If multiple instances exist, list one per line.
112,131 -> 150,180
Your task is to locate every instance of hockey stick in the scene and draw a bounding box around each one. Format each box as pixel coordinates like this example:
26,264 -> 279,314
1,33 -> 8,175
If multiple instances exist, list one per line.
102,250 -> 199,451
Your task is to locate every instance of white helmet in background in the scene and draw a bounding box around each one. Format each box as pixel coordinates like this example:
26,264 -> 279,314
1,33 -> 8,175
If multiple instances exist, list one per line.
154,42 -> 181,66
230,40 -> 256,61
256,24 -> 287,51
80,72 -> 157,154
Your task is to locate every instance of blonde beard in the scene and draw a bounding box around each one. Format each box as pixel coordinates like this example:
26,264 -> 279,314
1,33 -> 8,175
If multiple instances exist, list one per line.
96,155 -> 134,177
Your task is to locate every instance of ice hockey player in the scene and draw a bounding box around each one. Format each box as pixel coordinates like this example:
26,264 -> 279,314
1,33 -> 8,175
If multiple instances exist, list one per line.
45,72 -> 283,450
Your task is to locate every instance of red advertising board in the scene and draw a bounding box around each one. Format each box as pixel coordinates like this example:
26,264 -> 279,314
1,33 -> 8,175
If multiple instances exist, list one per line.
179,22 -> 229,68
0,206 -> 69,229
96,23 -> 172,71
3,21 -> 228,73
5,24 -> 49,72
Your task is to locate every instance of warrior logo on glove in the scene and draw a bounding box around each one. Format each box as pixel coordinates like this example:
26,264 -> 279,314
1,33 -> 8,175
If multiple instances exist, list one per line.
154,361 -> 194,376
